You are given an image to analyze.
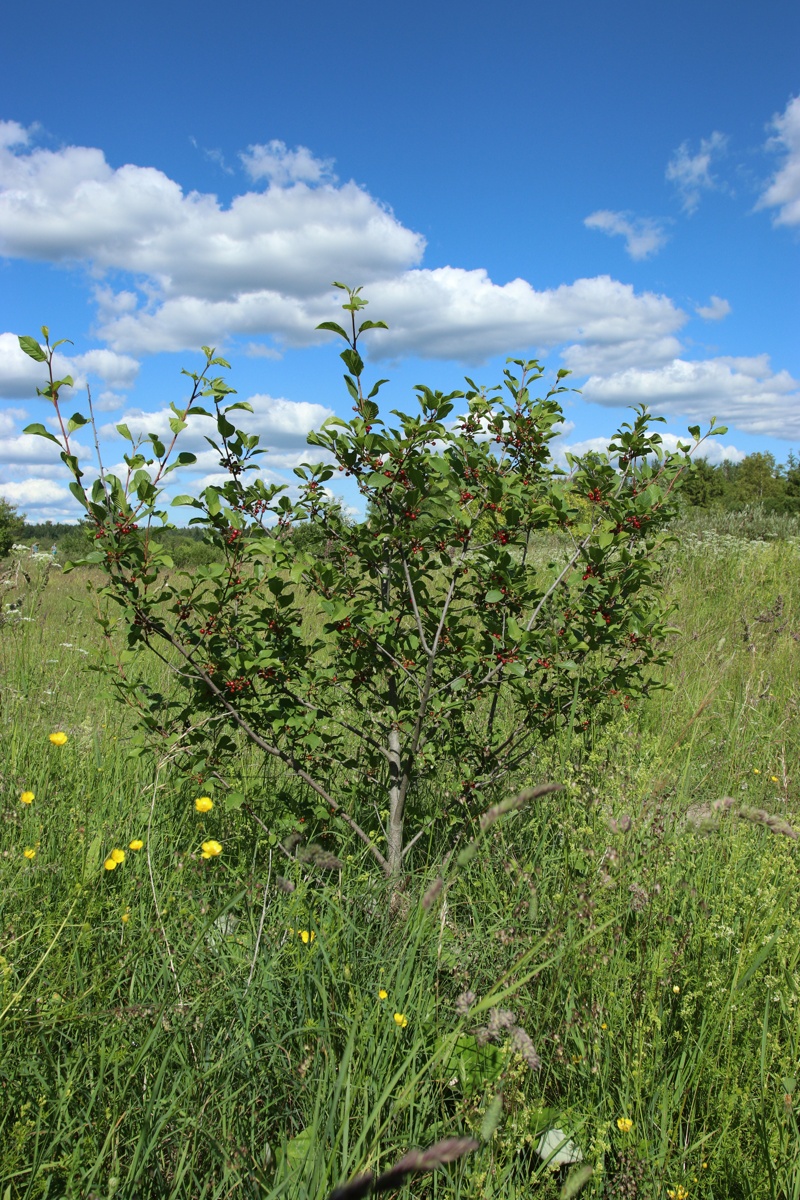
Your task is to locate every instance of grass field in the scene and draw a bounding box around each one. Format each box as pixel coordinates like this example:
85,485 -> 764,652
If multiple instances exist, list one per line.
1,525 -> 799,1199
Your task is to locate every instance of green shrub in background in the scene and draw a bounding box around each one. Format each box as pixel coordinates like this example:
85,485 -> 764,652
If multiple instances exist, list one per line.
0,497 -> 25,560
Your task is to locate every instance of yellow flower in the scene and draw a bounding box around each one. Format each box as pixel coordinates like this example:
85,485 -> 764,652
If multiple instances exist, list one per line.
672,985 -> 680,994
20,791 -> 34,805
200,839 -> 223,859
378,989 -> 388,1000
23,847 -> 36,860
129,839 -> 144,851
393,1012 -> 408,1028
753,768 -> 760,774
48,732 -> 68,746
771,775 -> 779,782
121,910 -> 130,923
616,1117 -> 633,1133
601,1022 -> 607,1030
110,848 -> 125,864
299,930 -> 315,944
104,857 -> 118,870
194,796 -> 213,813
667,1187 -> 688,1200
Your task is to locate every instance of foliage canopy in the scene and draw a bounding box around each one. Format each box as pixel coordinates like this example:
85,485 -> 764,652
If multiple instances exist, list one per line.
20,288 -> 726,876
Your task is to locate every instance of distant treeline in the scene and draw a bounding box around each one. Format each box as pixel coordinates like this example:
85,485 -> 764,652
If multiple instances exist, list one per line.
682,452 -> 800,513
19,521 -> 222,566
11,451 -> 800,563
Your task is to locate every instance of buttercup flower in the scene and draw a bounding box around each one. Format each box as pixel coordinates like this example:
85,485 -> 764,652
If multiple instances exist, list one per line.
194,796 -> 214,813
299,929 -> 315,944
393,1012 -> 408,1028
753,768 -> 760,775
129,839 -> 144,851
667,1187 -> 688,1200
617,1117 -> 633,1133
48,732 -> 68,746
201,839 -> 223,859
378,989 -> 388,1000
110,848 -> 125,864
771,775 -> 779,782
23,847 -> 36,860
20,791 -> 34,805
672,985 -> 680,994
122,909 -> 130,923
104,857 -> 118,870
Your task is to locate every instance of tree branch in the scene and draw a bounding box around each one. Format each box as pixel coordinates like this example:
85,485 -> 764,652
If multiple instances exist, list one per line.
144,618 -> 391,875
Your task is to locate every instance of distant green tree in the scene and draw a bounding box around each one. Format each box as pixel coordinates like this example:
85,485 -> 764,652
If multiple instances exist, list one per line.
681,457 -> 725,507
0,498 -> 25,559
725,453 -> 785,506
785,451 -> 800,499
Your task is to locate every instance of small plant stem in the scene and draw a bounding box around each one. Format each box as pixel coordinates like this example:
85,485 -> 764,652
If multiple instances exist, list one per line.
246,849 -> 272,992
145,767 -> 182,1001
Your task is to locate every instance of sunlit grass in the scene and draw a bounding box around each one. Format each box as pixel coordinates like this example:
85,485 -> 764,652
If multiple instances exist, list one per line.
0,534 -> 799,1198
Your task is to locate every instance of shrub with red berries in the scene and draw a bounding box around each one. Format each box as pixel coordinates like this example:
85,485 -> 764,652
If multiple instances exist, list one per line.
20,289 -> 727,879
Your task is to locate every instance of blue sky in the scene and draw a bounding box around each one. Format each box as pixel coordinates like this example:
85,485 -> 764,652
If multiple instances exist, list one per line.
1,0 -> 798,521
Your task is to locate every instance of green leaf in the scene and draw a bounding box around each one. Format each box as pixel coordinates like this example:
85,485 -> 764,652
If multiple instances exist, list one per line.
116,423 -> 133,442
315,320 -> 350,340
67,412 -> 88,432
171,495 -> 204,508
23,423 -> 61,446
225,791 -> 245,811
485,589 -> 504,603
18,335 -> 47,362
68,481 -> 88,509
442,1034 -> 503,1094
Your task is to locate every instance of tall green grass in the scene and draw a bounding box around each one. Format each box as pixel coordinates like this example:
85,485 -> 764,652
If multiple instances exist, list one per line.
0,535 -> 799,1198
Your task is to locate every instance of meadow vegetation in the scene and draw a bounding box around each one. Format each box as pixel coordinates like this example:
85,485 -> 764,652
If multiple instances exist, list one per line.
1,295 -> 799,1198
0,519 -> 798,1199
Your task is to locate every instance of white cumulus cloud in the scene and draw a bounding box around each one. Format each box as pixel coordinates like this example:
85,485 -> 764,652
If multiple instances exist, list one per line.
583,210 -> 668,260
0,128 -> 423,300
71,349 -> 140,388
102,391 -> 335,457
0,476 -> 73,512
0,127 -> 688,369
582,355 -> 800,439
758,94 -> 800,227
553,429 -> 744,468
362,270 -> 687,364
695,295 -> 731,321
666,131 -> 728,213
241,140 -> 336,187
